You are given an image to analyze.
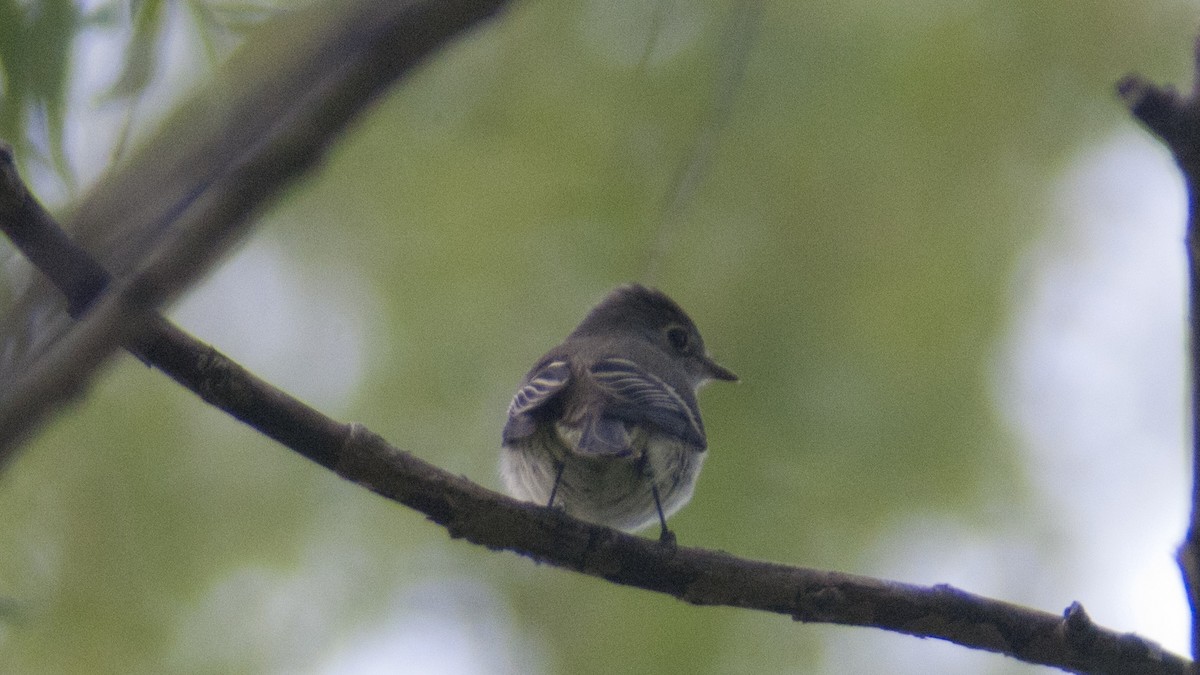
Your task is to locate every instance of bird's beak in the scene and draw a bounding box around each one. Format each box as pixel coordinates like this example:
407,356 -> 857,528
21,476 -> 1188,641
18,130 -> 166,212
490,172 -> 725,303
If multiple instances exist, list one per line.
702,355 -> 738,382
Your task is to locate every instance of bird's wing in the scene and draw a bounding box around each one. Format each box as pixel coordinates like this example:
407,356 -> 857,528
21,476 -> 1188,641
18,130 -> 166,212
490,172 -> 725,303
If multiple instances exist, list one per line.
588,357 -> 707,451
502,359 -> 571,443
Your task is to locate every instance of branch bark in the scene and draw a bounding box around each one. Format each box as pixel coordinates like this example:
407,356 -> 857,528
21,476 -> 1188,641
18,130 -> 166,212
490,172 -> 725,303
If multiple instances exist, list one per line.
1120,41 -> 1200,665
0,148 -> 1189,675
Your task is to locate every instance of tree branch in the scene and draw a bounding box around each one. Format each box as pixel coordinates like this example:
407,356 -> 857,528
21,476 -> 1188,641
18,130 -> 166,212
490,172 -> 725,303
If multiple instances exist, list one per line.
0,0 -> 509,464
0,147 -> 1189,675
1120,40 -> 1200,664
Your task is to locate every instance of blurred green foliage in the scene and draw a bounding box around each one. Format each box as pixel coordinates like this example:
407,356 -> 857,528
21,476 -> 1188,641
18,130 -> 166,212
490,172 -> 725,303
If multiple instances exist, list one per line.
0,0 -> 280,191
0,0 -> 1194,673
0,0 -> 78,184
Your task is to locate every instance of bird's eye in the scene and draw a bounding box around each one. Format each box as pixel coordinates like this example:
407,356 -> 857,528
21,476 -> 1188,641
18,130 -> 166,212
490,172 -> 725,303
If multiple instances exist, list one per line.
665,326 -> 691,353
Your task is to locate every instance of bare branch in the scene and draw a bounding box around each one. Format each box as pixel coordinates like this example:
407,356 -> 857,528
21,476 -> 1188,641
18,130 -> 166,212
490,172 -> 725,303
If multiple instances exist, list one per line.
337,423 -> 1188,675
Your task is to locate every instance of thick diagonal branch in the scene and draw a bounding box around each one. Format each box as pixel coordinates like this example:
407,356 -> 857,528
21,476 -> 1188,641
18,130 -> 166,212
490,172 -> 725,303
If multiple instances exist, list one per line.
0,0 -> 508,463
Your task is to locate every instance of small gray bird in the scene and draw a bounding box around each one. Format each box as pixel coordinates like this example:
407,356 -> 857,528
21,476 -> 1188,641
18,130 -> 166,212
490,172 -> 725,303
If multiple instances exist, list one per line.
500,284 -> 736,542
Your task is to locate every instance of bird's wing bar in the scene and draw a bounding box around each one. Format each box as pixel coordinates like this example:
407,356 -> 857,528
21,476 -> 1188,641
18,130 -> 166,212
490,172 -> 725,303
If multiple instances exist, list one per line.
502,359 -> 570,442
589,357 -> 707,450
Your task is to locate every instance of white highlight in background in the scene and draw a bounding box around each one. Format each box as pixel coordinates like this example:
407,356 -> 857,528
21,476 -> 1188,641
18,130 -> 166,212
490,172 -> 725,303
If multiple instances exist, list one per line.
996,130 -> 1190,654
171,236 -> 372,414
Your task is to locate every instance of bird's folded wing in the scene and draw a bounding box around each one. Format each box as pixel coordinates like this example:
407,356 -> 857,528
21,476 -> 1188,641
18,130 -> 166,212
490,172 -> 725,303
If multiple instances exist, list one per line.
502,359 -> 570,443
589,357 -> 707,451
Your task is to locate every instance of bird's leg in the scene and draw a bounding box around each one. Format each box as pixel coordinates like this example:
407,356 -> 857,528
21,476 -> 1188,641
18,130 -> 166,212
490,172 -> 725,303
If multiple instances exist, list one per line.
650,482 -> 676,547
546,461 -> 565,509
636,454 -> 676,546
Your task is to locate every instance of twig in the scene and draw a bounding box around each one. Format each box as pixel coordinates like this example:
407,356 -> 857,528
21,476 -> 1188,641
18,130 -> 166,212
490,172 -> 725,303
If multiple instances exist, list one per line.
643,0 -> 762,284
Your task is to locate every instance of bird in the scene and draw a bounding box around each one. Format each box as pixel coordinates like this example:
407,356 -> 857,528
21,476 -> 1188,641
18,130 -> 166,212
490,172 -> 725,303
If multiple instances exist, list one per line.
500,284 -> 736,543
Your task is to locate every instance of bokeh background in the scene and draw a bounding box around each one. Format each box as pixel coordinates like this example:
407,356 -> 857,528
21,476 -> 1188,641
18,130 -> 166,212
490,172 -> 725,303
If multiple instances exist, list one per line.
0,1 -> 1196,673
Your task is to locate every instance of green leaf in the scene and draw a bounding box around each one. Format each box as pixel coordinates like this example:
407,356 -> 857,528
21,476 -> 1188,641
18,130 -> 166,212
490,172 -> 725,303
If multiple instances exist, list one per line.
104,0 -> 165,100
